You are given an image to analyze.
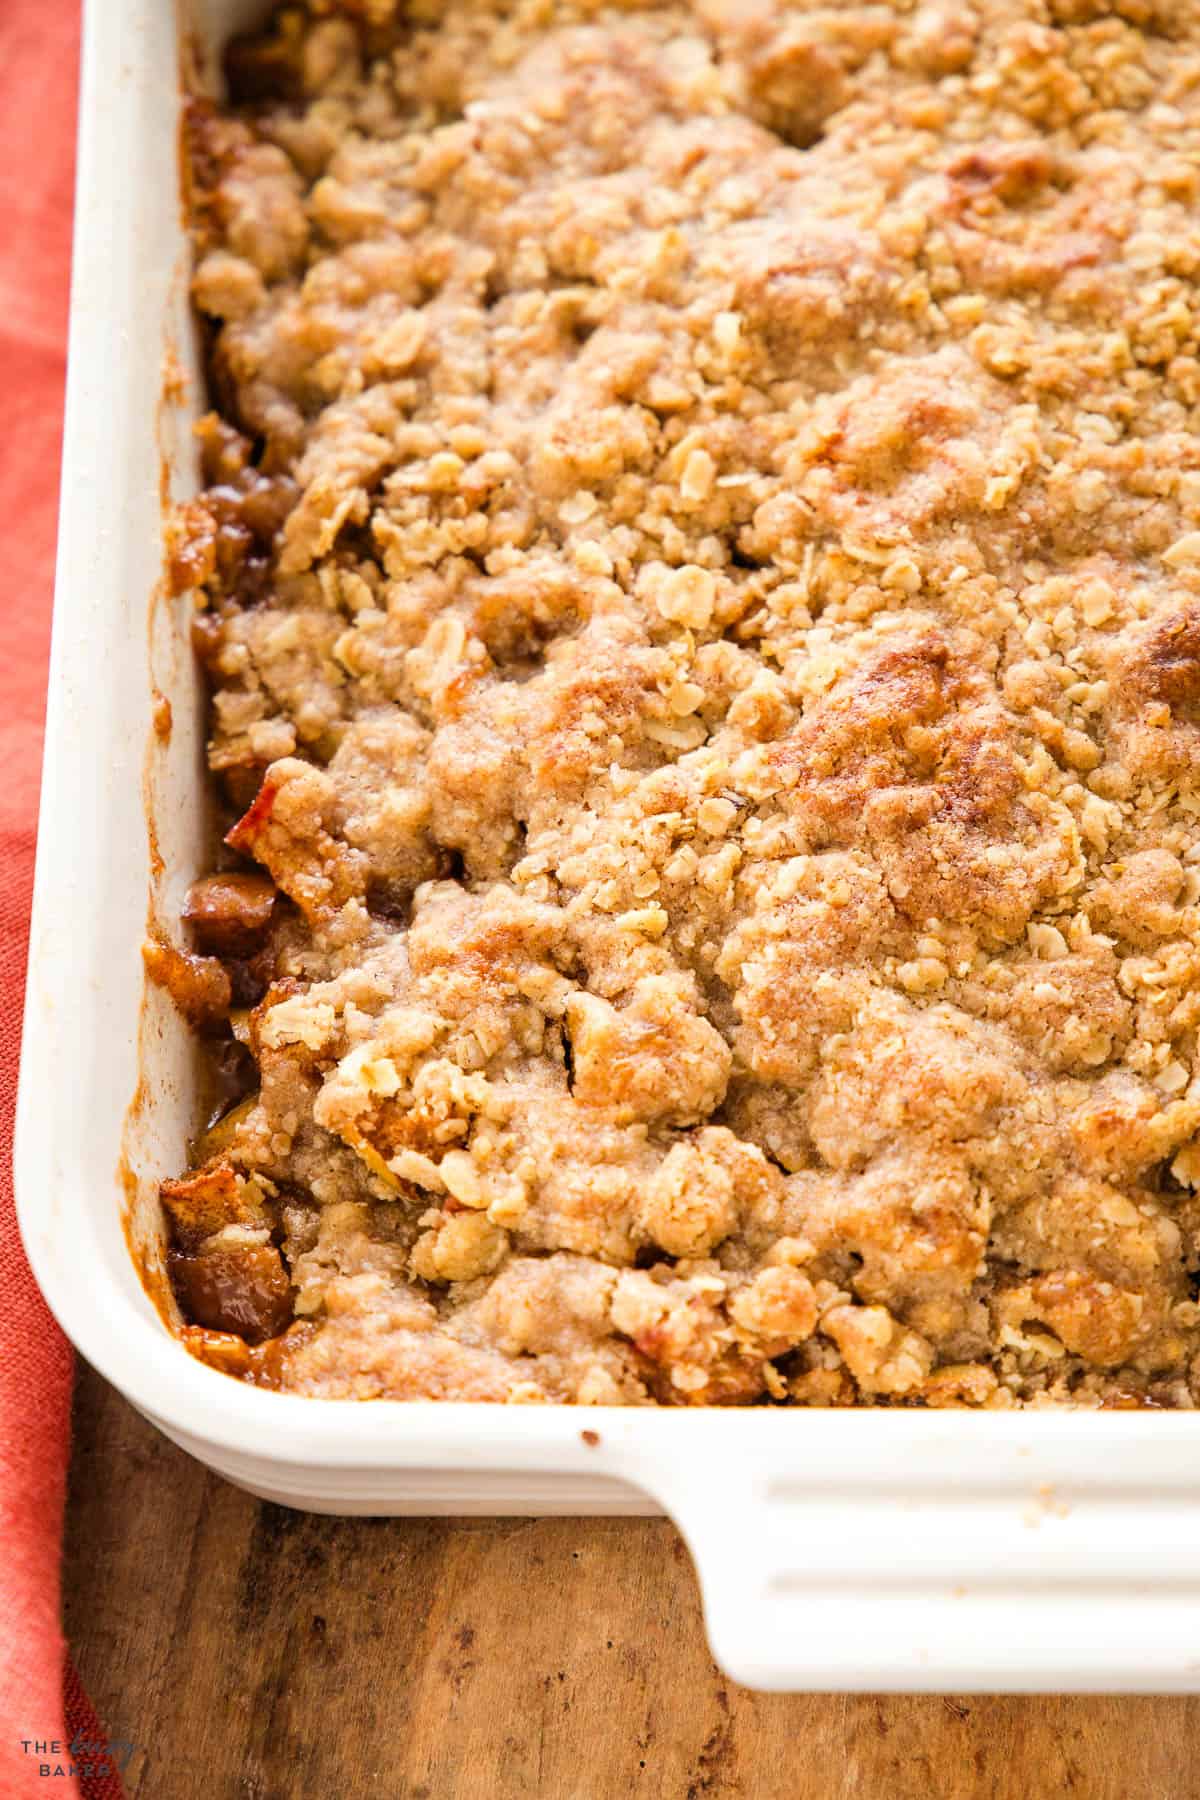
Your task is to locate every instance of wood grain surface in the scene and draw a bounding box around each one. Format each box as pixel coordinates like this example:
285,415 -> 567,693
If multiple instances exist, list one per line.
64,1364 -> 1200,1800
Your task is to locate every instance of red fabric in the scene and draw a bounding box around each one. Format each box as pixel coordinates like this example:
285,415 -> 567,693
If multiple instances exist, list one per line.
0,3 -> 123,1797
62,1669 -> 128,1800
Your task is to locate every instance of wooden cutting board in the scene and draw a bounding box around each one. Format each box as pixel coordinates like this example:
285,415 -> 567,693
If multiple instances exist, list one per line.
65,1364 -> 1197,1799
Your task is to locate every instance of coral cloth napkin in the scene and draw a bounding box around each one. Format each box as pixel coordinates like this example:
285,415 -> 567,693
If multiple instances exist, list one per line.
0,2 -> 124,1796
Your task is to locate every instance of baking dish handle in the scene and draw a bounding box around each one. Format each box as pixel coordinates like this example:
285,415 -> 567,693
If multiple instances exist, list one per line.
631,1443 -> 1200,1693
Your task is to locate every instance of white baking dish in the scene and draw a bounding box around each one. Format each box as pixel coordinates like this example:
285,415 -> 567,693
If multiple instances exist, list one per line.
17,0 -> 1200,1694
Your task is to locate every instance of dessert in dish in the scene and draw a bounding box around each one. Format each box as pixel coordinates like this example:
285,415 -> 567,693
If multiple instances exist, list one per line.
160,0 -> 1200,1406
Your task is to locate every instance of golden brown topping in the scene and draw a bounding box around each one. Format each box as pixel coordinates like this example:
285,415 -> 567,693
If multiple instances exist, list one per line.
226,760 -> 368,918
566,977 -> 731,1126
162,0 -> 1200,1407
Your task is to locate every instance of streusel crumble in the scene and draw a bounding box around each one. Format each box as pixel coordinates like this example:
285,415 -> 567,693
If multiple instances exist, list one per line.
159,0 -> 1200,1406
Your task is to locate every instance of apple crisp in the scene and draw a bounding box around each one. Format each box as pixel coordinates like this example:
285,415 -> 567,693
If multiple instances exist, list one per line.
161,0 -> 1200,1406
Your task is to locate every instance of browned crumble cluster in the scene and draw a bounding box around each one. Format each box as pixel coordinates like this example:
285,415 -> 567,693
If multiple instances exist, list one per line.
160,0 -> 1200,1406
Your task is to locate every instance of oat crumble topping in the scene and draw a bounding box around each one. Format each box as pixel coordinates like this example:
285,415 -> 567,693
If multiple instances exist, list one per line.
159,0 -> 1200,1406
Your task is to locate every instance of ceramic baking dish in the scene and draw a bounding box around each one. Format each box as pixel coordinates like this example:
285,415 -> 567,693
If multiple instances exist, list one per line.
17,0 -> 1200,1694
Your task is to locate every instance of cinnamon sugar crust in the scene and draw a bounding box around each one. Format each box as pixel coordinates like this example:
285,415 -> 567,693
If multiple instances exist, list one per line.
162,0 -> 1200,1406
